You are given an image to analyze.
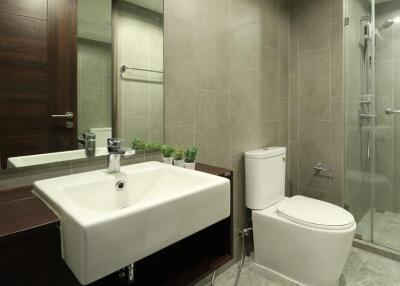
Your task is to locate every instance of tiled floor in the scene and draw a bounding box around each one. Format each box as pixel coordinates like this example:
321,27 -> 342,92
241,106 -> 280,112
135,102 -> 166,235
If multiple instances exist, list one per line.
358,210 -> 400,250
207,247 -> 400,286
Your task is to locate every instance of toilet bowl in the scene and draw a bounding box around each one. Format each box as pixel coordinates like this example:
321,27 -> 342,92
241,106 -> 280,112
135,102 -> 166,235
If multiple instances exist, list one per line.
245,147 -> 356,286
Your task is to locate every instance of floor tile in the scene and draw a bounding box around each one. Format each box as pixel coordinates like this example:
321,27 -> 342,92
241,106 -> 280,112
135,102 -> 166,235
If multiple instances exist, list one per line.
206,247 -> 400,286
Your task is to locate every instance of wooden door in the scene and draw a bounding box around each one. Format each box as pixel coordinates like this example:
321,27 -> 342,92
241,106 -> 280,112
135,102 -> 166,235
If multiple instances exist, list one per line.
48,0 -> 78,153
0,0 -> 77,168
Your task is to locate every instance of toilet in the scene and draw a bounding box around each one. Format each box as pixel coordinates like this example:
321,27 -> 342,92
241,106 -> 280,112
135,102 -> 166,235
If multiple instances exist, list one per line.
245,147 -> 356,286
90,127 -> 112,147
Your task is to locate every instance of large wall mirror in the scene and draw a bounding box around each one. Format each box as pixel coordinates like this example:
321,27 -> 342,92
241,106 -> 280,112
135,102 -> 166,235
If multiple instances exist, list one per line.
0,0 -> 164,171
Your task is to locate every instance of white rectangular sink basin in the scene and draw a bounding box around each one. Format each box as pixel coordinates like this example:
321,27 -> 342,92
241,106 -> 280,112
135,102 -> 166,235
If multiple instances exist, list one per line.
33,161 -> 230,285
7,147 -> 110,168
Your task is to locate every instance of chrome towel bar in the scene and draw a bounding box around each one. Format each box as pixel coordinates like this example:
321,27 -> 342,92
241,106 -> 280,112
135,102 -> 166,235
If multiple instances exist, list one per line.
385,108 -> 400,115
120,65 -> 163,74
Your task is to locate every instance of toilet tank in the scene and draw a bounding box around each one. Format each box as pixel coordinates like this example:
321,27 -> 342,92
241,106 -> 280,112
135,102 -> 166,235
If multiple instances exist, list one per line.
90,127 -> 112,147
245,147 -> 286,210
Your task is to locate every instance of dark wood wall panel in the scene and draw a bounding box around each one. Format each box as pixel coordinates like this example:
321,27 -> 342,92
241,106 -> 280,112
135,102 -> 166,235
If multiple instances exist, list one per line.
0,64 -> 48,136
0,12 -> 47,65
0,1 -> 49,169
0,0 -> 77,168
0,0 -> 47,20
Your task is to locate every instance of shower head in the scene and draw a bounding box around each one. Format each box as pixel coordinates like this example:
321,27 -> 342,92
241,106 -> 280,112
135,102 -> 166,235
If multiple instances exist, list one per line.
375,18 -> 397,40
381,19 -> 395,29
379,17 -> 400,30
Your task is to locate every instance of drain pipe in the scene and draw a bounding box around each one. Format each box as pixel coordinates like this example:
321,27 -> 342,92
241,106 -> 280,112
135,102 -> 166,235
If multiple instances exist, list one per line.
211,227 -> 253,286
118,263 -> 135,285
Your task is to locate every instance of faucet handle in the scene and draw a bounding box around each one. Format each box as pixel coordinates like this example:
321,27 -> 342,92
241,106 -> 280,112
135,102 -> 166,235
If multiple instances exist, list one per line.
107,138 -> 121,148
107,138 -> 135,156
107,138 -> 124,154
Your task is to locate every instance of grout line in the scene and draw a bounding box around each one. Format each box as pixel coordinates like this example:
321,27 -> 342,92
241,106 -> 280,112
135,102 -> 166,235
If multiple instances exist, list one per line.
278,11 -> 281,147
257,0 -> 261,143
261,43 -> 279,51
298,46 -> 331,54
288,4 -> 292,185
391,22 -> 395,210
165,125 -> 195,129
192,10 -> 196,147
193,88 -> 230,93
228,0 -> 232,169
230,65 -> 258,72
296,3 -> 300,196
329,0 -> 333,202
261,44 -> 279,51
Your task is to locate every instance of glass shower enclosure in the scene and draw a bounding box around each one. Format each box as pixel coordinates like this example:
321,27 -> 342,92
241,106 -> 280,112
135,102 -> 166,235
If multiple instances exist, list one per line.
345,0 -> 400,252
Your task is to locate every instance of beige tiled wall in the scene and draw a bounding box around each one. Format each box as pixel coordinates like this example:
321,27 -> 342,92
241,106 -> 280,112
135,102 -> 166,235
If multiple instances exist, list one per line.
289,0 -> 344,205
165,0 -> 290,263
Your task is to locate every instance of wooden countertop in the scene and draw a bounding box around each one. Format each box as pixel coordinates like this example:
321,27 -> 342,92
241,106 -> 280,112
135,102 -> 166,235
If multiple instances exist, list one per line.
0,186 -> 59,240
195,163 -> 232,177
0,163 -> 232,240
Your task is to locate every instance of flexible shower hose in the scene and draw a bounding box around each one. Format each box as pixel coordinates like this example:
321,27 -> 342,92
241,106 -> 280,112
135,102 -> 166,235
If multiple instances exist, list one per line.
210,228 -> 250,286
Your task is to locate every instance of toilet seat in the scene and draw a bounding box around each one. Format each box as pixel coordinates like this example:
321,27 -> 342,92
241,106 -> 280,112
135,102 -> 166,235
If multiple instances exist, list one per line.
277,195 -> 355,231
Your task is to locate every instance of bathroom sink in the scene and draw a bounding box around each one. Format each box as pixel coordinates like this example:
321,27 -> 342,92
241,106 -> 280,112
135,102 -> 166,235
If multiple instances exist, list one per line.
33,161 -> 230,285
7,147 -> 109,168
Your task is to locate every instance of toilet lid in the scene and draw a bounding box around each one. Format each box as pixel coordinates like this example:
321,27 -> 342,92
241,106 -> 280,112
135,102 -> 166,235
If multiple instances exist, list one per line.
277,196 -> 355,230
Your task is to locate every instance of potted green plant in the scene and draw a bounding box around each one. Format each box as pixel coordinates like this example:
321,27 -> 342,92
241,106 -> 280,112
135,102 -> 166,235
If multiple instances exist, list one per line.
173,146 -> 185,167
184,146 -> 198,169
161,144 -> 175,164
145,142 -> 161,151
131,137 -> 146,150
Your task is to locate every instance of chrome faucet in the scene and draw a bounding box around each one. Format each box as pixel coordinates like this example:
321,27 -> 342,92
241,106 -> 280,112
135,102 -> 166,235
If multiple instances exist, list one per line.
107,138 -> 134,173
78,133 -> 96,158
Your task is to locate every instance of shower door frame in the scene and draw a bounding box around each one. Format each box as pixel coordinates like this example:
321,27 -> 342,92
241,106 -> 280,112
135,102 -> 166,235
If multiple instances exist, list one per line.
344,0 -> 378,247
345,0 -> 400,253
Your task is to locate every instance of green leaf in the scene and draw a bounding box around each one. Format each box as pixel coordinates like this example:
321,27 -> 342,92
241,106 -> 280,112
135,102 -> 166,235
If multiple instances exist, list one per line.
184,146 -> 198,163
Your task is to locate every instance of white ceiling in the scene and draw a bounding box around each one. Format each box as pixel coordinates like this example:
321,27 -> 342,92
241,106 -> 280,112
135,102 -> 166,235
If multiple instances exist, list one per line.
78,0 -> 112,43
125,0 -> 163,14
375,0 -> 392,4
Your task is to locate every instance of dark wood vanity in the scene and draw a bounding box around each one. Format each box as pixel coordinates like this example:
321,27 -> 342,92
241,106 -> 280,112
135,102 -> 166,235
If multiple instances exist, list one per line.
0,163 -> 233,286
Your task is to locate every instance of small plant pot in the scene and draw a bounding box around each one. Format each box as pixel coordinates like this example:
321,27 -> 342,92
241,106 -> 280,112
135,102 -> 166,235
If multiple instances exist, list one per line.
174,159 -> 184,167
184,162 -> 196,170
162,156 -> 173,165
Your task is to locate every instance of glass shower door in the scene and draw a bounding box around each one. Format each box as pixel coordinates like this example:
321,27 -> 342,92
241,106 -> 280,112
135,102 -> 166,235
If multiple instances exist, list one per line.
373,0 -> 400,251
345,0 -> 400,252
344,0 -> 374,242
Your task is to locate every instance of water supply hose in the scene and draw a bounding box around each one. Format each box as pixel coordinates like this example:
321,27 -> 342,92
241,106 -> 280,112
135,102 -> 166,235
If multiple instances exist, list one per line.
211,227 -> 252,286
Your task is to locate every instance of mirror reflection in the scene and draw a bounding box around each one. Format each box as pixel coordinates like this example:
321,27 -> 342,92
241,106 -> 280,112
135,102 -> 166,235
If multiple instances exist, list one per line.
115,0 -> 164,146
1,0 -> 164,170
77,0 -> 112,152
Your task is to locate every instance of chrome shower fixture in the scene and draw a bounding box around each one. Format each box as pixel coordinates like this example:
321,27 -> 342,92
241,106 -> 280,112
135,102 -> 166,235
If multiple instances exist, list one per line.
378,17 -> 399,31
376,18 -> 398,40
382,18 -> 394,29
360,15 -> 372,50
